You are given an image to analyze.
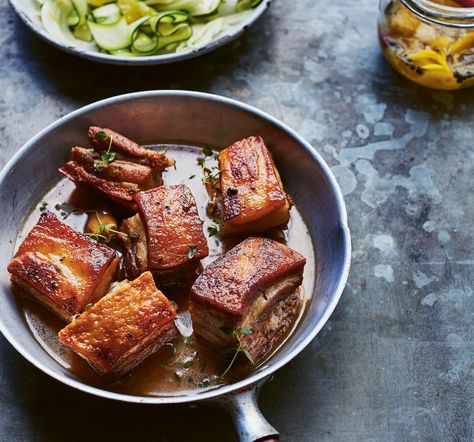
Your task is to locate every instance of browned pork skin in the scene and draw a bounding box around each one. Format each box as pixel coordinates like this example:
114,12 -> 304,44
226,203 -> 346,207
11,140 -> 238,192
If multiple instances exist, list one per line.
7,211 -> 119,322
189,237 -> 306,363
58,271 -> 178,376
70,147 -> 162,189
218,136 -> 292,234
120,184 -> 209,285
59,161 -> 140,211
59,127 -> 174,211
88,126 -> 174,170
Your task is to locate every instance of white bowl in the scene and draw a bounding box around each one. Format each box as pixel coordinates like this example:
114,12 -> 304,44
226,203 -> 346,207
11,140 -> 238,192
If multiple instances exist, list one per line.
8,0 -> 271,65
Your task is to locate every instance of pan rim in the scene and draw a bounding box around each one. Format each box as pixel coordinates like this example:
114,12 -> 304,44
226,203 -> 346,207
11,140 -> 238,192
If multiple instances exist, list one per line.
0,90 -> 351,404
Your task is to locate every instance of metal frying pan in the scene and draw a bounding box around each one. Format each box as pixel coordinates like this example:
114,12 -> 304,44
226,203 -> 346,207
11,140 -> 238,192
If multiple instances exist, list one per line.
0,91 -> 351,441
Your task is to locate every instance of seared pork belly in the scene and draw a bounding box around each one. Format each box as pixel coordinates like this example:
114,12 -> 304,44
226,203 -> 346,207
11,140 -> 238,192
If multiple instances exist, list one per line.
120,184 -> 209,285
59,127 -> 174,211
70,147 -> 162,189
88,127 -> 174,170
190,237 -> 305,362
58,271 -> 178,376
218,136 -> 292,234
7,211 -> 119,322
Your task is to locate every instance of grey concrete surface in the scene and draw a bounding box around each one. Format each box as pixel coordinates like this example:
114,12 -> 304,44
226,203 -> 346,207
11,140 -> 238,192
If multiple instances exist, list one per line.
1,0 -> 473,441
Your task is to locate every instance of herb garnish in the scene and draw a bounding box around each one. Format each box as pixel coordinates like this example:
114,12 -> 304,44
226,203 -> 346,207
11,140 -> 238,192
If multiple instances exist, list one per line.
85,211 -> 124,242
188,245 -> 198,259
39,201 -> 48,212
207,219 -> 222,237
96,130 -> 107,140
219,327 -> 254,378
202,145 -> 213,157
94,134 -> 116,172
183,360 -> 193,369
198,146 -> 220,189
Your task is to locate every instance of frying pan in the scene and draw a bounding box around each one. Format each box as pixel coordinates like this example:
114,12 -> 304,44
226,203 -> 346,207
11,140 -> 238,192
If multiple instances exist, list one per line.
0,90 -> 351,441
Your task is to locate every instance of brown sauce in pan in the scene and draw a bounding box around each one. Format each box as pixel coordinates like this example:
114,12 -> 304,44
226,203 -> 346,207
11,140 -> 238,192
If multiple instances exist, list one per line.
16,145 -> 316,397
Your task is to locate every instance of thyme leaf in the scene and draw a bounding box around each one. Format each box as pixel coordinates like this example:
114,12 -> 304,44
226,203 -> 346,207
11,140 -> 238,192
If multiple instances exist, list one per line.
85,211 -> 125,242
206,219 -> 222,237
202,145 -> 213,157
188,245 -> 198,259
219,327 -> 254,378
198,147 -> 220,189
94,135 -> 116,172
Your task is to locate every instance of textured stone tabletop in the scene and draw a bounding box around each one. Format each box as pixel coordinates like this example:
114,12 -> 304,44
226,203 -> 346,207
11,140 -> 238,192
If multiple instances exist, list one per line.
1,0 -> 473,441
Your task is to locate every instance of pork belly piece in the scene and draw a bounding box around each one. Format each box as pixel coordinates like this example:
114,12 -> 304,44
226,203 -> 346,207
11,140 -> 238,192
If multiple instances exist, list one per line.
60,161 -> 140,211
7,211 -> 119,322
70,147 -> 162,189
58,271 -> 178,376
88,127 -> 174,170
59,127 -> 174,211
218,136 -> 292,234
120,184 -> 209,285
190,237 -> 306,363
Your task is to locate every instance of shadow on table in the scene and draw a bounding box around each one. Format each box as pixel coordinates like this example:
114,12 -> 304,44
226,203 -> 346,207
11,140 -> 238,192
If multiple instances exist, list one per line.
7,13 -> 269,107
1,337 -> 236,442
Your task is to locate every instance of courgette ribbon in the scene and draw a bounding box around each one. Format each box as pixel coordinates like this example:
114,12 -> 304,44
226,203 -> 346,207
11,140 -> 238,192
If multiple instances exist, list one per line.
38,0 -> 263,56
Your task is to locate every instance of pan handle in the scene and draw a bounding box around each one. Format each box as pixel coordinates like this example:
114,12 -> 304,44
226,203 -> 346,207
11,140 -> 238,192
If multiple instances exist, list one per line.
216,377 -> 279,442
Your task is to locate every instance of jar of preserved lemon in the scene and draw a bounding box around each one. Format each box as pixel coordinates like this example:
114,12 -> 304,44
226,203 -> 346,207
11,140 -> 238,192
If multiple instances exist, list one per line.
379,0 -> 474,89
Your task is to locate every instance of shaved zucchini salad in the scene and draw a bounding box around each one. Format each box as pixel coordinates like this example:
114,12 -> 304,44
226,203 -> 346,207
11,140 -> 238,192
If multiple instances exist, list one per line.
37,0 -> 262,56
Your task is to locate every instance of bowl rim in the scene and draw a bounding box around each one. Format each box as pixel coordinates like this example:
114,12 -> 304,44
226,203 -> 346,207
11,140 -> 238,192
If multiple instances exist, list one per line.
8,0 -> 272,65
0,90 -> 351,404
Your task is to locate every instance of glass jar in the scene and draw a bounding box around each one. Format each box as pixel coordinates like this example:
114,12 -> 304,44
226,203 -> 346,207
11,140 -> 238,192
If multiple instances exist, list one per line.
378,0 -> 474,89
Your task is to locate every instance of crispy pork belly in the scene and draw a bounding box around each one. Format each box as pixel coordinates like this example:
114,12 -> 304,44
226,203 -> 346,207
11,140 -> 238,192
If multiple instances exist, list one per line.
70,147 -> 162,189
59,161 -> 140,211
88,127 -> 174,170
59,127 -> 174,211
120,184 -> 209,285
7,211 -> 119,322
190,237 -> 306,362
58,271 -> 178,376
218,136 -> 292,234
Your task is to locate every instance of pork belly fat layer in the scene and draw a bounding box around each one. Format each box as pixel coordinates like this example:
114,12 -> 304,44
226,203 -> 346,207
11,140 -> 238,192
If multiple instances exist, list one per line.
58,271 -> 178,376
70,147 -> 162,189
59,161 -> 139,211
135,184 -> 209,270
218,136 -> 291,233
88,126 -> 174,170
190,271 -> 303,357
7,211 -> 118,321
190,237 -> 306,319
119,213 -> 148,279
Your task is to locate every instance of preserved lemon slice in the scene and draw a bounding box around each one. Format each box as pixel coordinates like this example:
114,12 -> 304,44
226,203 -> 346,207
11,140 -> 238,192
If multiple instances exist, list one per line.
409,49 -> 449,66
449,32 -> 474,55
430,36 -> 453,51
117,0 -> 156,23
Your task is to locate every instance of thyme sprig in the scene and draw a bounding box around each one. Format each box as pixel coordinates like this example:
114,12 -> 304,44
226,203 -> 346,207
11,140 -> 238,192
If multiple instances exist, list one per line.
94,134 -> 116,172
188,245 -> 198,259
198,146 -> 220,189
207,219 -> 222,237
219,327 -> 254,378
85,211 -> 125,242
